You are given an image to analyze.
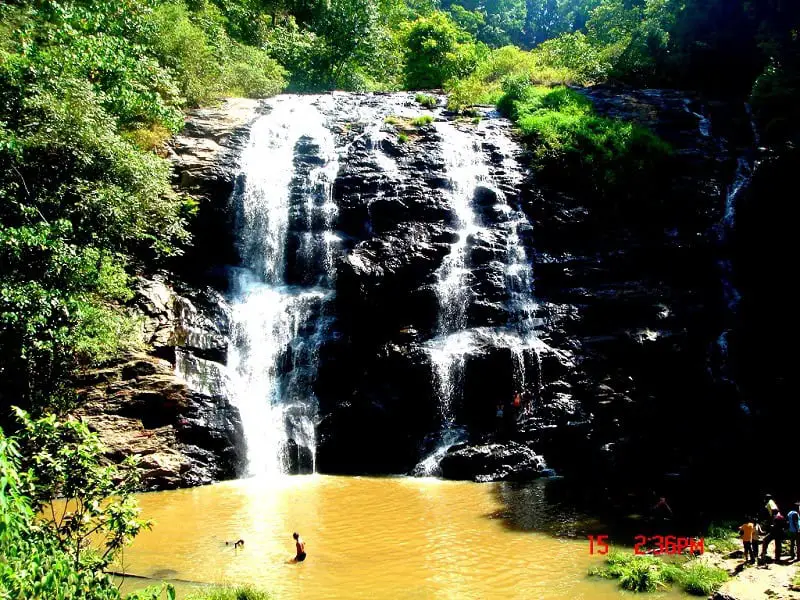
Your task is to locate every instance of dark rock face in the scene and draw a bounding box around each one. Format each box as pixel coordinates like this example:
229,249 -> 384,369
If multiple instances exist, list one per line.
517,85 -> 758,501
167,98 -> 265,287
74,89 -> 763,497
439,442 -> 547,482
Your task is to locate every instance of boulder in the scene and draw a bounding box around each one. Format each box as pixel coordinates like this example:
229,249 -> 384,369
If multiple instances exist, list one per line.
439,442 -> 547,482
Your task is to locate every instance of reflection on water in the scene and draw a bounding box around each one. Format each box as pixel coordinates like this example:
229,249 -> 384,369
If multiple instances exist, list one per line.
116,476 -> 687,599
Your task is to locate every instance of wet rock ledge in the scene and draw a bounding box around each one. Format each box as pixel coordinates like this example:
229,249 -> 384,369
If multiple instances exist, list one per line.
74,99 -> 262,491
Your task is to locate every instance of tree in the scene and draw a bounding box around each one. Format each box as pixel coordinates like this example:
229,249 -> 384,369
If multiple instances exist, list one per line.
0,410 -> 169,600
11,407 -> 148,571
312,0 -> 380,88
402,11 -> 484,89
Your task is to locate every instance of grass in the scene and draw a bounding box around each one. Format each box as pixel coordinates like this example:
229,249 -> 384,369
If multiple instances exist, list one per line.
384,115 -> 403,125
186,586 -> 271,600
415,93 -> 438,109
497,83 -> 672,206
681,562 -> 729,596
411,115 -> 434,127
705,522 -> 740,554
445,46 -> 578,112
589,551 -> 728,595
397,132 -> 409,143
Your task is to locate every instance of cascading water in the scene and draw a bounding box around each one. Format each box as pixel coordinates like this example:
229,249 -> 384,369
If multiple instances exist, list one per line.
428,122 -> 487,426
710,103 -> 757,411
417,116 -> 546,474
226,95 -> 339,477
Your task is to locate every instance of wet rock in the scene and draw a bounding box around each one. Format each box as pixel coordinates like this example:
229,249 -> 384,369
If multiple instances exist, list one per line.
76,353 -> 244,491
168,98 -> 264,286
439,442 -> 547,482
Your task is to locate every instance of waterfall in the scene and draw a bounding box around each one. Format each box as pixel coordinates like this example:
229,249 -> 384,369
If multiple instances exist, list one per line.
417,116 -> 543,474
428,122 -> 488,426
226,95 -> 339,477
710,104 -> 757,408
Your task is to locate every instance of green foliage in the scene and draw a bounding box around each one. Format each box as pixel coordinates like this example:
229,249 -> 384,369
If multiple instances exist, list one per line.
0,412 -> 158,600
680,562 -> 729,596
751,59 -> 800,146
412,115 -> 434,126
11,407 -> 149,571
590,551 -> 727,595
0,222 -> 142,411
415,93 -> 439,108
498,83 -> 671,206
401,11 -> 485,89
532,31 -> 608,83
144,1 -> 286,105
704,522 -> 740,553
397,132 -> 410,143
445,45 -> 575,111
186,586 -> 272,600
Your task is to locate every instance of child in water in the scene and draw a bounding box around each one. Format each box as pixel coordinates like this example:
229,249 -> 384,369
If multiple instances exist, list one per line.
292,532 -> 306,562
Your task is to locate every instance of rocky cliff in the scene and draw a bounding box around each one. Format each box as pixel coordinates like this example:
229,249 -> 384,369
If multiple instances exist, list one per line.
74,99 -> 263,490
76,90 -> 763,498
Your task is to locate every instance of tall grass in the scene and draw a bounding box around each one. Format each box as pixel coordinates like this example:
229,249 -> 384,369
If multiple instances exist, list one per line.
590,551 -> 728,595
497,82 -> 671,206
186,586 -> 271,600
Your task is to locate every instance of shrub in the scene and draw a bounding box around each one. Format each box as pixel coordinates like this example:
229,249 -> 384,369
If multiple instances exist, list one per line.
680,562 -> 729,596
401,11 -> 485,89
412,115 -> 434,126
415,93 -> 438,108
187,586 -> 272,600
498,83 -> 671,207
590,552 -> 728,596
0,412 -> 159,600
445,45 -> 576,111
397,132 -> 410,143
221,43 -> 287,98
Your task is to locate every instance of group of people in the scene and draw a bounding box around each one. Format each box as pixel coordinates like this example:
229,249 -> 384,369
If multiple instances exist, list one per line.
738,494 -> 800,565
495,391 -> 528,435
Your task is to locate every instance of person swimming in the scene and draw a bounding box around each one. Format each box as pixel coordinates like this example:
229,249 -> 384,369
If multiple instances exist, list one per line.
293,532 -> 306,562
225,539 -> 244,549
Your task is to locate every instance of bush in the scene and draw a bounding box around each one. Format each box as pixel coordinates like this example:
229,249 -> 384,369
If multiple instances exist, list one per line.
681,562 -> 729,596
590,552 -> 728,595
187,586 -> 271,600
221,43 -> 287,98
498,83 -> 672,207
402,11 -> 485,89
145,2 -> 285,105
751,61 -> 800,145
412,115 -> 434,126
445,45 -> 576,111
415,93 -> 438,108
0,412 -> 161,600
531,32 -> 610,83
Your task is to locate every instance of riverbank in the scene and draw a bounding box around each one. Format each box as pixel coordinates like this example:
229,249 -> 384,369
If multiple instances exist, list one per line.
705,549 -> 800,600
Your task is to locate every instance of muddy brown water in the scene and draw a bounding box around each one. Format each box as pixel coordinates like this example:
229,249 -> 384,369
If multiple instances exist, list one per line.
111,475 -> 688,599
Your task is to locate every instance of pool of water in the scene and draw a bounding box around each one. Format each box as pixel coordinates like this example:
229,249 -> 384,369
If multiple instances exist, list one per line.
115,475 -> 686,599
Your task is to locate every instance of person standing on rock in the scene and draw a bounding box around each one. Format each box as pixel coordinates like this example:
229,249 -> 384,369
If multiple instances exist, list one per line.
787,503 -> 800,561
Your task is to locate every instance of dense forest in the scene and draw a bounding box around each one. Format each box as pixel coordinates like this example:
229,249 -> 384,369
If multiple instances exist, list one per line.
1,0 -> 798,597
